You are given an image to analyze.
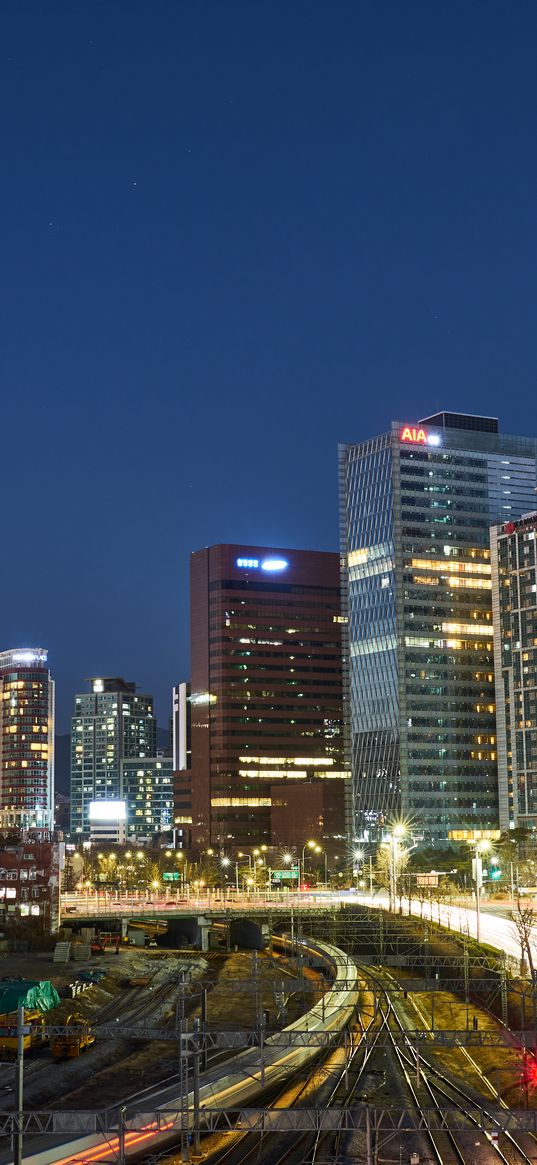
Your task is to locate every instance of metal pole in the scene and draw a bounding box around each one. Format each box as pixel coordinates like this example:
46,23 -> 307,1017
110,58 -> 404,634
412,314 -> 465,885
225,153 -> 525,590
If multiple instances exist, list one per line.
475,851 -> 481,944
192,1020 -> 201,1155
14,1005 -> 24,1165
510,861 -> 515,902
118,1105 -> 126,1165
365,1105 -> 372,1165
369,855 -> 373,898
201,987 -> 208,1071
415,1031 -> 420,1086
259,1004 -> 265,1088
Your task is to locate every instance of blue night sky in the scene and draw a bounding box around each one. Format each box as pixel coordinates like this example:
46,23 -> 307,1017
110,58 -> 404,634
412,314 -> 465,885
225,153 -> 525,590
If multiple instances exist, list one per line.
2,2 -> 537,730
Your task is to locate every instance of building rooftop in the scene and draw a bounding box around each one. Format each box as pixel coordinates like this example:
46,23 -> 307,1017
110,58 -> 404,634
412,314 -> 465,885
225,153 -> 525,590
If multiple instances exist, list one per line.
86,677 -> 136,694
419,411 -> 499,434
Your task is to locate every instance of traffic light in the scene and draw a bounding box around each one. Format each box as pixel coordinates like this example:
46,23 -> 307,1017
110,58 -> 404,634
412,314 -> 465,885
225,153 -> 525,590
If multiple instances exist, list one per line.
490,866 -> 502,879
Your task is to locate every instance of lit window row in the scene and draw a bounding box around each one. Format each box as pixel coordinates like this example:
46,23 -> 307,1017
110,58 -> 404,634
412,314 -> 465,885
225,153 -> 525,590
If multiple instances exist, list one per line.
211,798 -> 272,807
410,558 -> 491,576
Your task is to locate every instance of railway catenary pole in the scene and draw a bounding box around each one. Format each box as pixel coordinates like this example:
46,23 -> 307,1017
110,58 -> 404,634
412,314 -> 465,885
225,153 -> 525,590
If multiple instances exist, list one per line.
192,1019 -> 201,1155
118,1104 -> 127,1165
14,1005 -> 25,1165
201,987 -> 208,1071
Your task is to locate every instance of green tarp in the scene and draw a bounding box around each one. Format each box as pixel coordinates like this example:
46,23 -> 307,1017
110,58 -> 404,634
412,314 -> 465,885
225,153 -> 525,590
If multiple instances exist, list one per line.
0,979 -> 60,1016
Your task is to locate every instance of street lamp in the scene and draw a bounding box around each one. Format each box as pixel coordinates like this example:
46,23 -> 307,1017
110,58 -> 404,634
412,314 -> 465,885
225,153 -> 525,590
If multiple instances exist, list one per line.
353,848 -> 364,894
300,840 -> 317,887
221,856 -> 232,894
389,825 -> 405,911
470,839 -> 490,943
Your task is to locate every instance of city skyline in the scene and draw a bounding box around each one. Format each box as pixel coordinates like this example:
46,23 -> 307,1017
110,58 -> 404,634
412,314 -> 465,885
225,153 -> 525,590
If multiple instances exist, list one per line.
3,4 -> 537,731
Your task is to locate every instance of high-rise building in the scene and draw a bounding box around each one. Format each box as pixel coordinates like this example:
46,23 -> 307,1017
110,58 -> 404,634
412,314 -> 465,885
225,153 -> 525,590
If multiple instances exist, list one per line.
339,412 -> 537,843
491,511 -> 537,831
121,754 -> 174,838
0,648 -> 54,833
70,677 -> 156,836
187,544 -> 347,850
172,682 -> 191,771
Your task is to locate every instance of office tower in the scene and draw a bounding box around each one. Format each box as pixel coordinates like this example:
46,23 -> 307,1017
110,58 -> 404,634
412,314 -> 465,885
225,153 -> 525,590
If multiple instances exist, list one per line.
339,412 -> 537,842
0,648 -> 54,833
187,544 -> 347,850
121,754 -> 174,838
172,682 -> 191,771
491,512 -> 537,831
70,677 -> 156,836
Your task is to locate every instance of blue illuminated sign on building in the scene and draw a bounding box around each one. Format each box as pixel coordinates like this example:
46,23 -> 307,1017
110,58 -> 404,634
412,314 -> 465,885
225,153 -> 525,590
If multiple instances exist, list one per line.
261,558 -> 288,572
236,556 -> 289,572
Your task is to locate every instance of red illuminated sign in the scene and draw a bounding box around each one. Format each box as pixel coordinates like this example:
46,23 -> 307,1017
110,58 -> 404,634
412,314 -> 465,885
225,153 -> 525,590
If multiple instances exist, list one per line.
400,426 -> 427,444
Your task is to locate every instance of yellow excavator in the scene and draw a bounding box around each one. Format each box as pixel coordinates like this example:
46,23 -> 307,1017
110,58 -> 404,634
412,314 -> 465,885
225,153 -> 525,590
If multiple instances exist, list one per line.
50,1014 -> 96,1060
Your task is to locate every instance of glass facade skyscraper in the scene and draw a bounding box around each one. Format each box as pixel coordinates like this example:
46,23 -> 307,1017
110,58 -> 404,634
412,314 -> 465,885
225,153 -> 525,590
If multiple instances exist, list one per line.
339,413 -> 537,842
121,755 -> 174,838
70,677 -> 156,836
491,512 -> 537,831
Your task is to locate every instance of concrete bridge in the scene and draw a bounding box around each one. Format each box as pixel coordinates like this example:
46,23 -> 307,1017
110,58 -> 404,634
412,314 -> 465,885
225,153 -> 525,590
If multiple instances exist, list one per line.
60,891 -> 347,949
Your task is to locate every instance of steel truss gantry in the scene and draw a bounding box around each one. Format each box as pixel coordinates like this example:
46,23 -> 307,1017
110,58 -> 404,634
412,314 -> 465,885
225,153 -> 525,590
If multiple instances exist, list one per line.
2,1100 -> 537,1140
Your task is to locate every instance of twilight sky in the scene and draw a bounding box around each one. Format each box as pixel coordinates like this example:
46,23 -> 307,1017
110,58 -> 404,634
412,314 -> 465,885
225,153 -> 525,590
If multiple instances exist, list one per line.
2,2 -> 537,731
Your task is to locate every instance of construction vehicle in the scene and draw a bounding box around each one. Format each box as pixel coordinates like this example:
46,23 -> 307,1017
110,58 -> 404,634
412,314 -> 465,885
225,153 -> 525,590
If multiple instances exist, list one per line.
0,980 -> 60,1060
50,1013 -> 95,1060
0,1010 -> 47,1060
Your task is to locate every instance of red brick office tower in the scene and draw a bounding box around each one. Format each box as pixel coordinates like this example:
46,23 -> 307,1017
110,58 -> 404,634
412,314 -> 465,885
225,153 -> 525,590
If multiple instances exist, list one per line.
186,544 -> 348,851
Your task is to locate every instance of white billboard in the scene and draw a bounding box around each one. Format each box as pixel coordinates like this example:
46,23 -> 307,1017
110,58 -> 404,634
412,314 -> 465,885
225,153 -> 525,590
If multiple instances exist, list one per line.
88,800 -> 127,822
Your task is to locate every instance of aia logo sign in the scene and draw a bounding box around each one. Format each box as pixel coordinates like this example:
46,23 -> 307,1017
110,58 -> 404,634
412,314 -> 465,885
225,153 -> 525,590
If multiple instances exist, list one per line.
400,426 -> 427,444
399,426 -> 441,447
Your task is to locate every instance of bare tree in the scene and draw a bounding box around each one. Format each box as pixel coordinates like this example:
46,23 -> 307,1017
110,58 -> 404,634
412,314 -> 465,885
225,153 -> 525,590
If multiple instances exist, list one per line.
415,881 -> 429,919
374,842 -> 409,910
510,899 -> 537,979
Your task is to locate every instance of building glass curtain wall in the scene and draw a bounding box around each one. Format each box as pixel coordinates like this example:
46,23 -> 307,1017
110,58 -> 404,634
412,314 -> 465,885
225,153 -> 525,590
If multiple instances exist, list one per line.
70,677 -> 156,836
491,513 -> 537,831
338,434 -> 399,832
340,413 -> 537,842
121,756 -> 174,838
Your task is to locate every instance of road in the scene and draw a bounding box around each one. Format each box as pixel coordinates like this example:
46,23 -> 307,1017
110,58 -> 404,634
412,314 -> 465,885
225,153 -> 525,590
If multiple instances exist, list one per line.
60,888 -> 528,967
353,892 -> 524,965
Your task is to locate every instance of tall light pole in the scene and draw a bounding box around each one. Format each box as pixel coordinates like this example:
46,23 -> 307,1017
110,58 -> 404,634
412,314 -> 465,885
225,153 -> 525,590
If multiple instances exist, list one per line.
389,825 -> 405,911
300,840 -> 317,888
221,856 -> 231,895
471,839 -> 489,943
353,849 -> 364,895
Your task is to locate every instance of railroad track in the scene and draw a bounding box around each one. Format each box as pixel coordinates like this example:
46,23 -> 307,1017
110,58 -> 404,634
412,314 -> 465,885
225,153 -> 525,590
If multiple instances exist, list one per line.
142,966 -> 380,1165
356,964 -> 536,1165
0,974 -> 179,1111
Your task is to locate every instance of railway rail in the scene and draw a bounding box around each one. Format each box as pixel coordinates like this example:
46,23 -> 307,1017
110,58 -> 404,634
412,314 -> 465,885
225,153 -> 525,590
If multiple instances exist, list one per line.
1,935 -> 359,1165
355,964 -> 537,1165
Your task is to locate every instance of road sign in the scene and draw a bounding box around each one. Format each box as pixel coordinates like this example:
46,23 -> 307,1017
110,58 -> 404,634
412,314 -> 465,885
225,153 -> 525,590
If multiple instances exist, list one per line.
416,874 -> 438,887
271,869 -> 299,881
162,872 -> 180,882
